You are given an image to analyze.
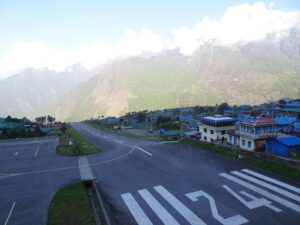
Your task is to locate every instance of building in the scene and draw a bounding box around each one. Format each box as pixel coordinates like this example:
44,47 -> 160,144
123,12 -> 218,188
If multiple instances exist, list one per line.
199,115 -> 236,142
273,117 -> 297,132
234,118 -> 277,151
266,136 -> 300,157
227,130 -> 240,146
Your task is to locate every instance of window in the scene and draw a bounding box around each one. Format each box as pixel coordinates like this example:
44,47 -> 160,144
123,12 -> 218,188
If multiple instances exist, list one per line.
248,141 -> 252,148
229,136 -> 232,141
242,139 -> 245,146
210,138 -> 214,142
221,130 -> 225,135
210,130 -> 214,134
204,136 -> 207,140
204,128 -> 207,133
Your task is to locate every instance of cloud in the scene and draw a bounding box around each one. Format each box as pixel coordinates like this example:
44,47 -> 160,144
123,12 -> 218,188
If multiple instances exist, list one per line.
0,2 -> 299,78
171,2 -> 300,54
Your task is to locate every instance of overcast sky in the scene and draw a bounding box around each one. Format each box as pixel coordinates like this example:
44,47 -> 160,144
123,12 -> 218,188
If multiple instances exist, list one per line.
0,0 -> 299,78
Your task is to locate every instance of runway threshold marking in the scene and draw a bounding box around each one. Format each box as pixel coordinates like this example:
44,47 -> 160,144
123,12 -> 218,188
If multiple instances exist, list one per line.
34,147 -> 39,157
242,169 -> 300,194
4,202 -> 16,225
121,193 -> 153,225
134,146 -> 152,156
122,185 -> 206,225
138,189 -> 180,225
231,171 -> 300,202
220,172 -> 300,213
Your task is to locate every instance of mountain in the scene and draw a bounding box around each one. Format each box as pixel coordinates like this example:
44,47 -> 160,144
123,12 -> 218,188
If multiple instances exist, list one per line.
0,64 -> 93,119
52,29 -> 300,121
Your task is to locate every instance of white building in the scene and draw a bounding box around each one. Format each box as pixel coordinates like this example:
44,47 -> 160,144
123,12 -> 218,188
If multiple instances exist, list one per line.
227,118 -> 277,151
199,115 -> 236,142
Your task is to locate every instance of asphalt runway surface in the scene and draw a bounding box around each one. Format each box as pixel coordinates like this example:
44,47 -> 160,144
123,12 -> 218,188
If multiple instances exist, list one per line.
72,123 -> 300,225
0,137 -> 79,225
1,123 -> 300,225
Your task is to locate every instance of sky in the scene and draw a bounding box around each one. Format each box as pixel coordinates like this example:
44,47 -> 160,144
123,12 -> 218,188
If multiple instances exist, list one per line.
0,0 -> 300,78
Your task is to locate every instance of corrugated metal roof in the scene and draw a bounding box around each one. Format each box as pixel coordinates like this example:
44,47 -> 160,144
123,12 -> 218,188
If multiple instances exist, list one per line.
273,117 -> 297,125
285,104 -> 300,107
162,130 -> 183,136
277,136 -> 300,146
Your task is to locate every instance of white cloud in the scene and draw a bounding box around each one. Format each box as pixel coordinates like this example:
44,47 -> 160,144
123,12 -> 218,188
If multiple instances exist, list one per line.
0,2 -> 299,78
171,2 -> 300,54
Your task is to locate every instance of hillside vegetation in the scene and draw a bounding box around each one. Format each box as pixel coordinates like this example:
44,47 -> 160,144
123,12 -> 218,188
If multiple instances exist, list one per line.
52,30 -> 300,121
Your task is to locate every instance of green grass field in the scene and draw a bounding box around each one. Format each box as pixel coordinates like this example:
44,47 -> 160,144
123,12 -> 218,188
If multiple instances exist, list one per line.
57,124 -> 100,156
48,183 -> 95,225
180,140 -> 300,182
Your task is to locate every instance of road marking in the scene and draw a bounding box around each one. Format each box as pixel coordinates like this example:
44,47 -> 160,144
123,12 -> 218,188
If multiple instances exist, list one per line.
114,139 -> 124,144
138,189 -> 180,225
231,171 -> 300,202
186,190 -> 248,225
220,173 -> 300,213
160,141 -> 179,144
121,193 -> 153,225
242,169 -> 300,194
222,185 -> 281,212
4,202 -> 16,225
134,146 -> 152,156
0,147 -> 134,179
154,185 -> 206,225
78,156 -> 94,181
34,147 -> 39,157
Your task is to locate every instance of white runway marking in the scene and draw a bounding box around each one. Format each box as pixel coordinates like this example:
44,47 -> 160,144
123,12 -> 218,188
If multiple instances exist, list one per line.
4,202 -> 16,225
78,156 -> 94,181
138,189 -> 180,225
121,193 -> 153,225
220,173 -> 300,213
114,139 -> 124,144
186,190 -> 248,225
34,147 -> 39,157
222,185 -> 281,212
154,185 -> 206,225
231,171 -> 300,202
134,146 -> 152,156
242,169 -> 300,194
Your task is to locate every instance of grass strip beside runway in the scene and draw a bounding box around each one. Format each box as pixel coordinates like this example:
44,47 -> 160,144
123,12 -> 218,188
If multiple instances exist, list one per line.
57,124 -> 100,156
48,183 -> 96,225
180,140 -> 300,182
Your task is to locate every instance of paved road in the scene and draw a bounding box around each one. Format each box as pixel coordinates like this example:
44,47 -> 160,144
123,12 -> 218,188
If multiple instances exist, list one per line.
72,123 -> 300,225
1,123 -> 300,225
0,137 -> 79,225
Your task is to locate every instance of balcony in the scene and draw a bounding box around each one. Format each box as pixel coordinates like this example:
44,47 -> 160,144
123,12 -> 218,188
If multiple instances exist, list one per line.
237,130 -> 277,140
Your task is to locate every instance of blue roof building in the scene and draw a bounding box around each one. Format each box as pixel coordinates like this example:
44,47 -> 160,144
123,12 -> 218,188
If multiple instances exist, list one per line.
223,110 -> 235,114
179,115 -> 193,121
266,136 -> 300,157
272,117 -> 297,132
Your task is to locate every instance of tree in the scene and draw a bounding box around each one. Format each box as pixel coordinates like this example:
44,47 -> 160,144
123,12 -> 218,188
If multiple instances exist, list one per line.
278,99 -> 286,104
156,116 -> 172,129
136,113 -> 146,122
47,115 -> 55,124
217,102 -> 231,114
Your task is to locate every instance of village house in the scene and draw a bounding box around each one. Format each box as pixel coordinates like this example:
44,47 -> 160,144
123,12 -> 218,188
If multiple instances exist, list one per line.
228,118 -> 277,151
199,115 -> 236,142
